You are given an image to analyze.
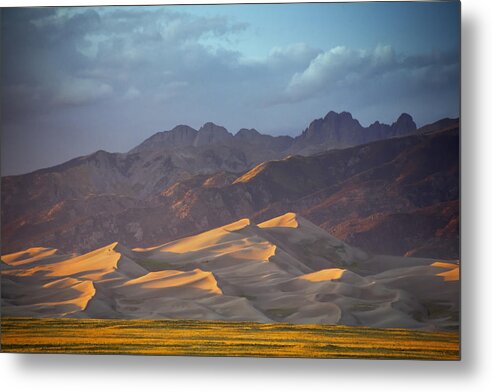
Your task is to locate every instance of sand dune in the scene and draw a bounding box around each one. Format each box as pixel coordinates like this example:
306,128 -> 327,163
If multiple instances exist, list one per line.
299,268 -> 346,282
1,212 -> 459,329
1,275 -> 95,317
258,212 -> 299,228
2,247 -> 67,268
432,261 -> 460,281
118,269 -> 222,296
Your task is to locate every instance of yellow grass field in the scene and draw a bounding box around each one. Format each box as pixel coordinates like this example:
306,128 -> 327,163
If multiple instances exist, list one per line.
0,318 -> 459,360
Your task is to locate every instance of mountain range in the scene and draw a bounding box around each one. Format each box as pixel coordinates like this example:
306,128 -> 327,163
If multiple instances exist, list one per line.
1,111 -> 458,260
1,213 -> 459,329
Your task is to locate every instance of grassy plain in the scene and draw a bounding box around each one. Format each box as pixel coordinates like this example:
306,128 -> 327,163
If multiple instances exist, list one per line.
1,317 -> 459,360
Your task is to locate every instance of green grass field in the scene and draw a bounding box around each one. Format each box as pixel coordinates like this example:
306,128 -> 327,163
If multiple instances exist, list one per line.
0,317 -> 459,360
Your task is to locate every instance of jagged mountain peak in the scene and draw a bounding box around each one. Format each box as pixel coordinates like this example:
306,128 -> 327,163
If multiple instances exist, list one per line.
198,122 -> 230,134
130,124 -> 198,153
235,128 -> 261,138
324,110 -> 354,121
391,113 -> 417,135
194,122 -> 234,147
395,112 -> 413,122
128,110 -> 419,157
169,124 -> 198,134
289,110 -> 418,155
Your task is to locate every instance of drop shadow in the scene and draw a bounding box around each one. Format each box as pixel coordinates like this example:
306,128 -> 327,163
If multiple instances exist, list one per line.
458,7 -> 480,375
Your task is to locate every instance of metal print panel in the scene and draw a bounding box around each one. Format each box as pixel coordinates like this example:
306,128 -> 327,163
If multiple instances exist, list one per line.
0,1 -> 460,360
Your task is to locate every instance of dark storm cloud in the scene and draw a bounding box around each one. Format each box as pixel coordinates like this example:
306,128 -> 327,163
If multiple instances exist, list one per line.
1,7 -> 249,122
2,8 -> 104,120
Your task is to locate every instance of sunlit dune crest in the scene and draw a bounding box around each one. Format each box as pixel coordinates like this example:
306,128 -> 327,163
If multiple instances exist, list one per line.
62,280 -> 96,310
431,261 -> 458,269
0,275 -> 96,316
258,212 -> 299,229
2,247 -> 59,266
120,269 -> 222,295
144,218 -> 251,255
1,213 -> 459,328
437,268 -> 459,281
222,217 -> 252,231
7,242 -> 140,280
432,261 -> 460,281
232,162 -> 268,184
29,280 -> 95,311
299,268 -> 346,282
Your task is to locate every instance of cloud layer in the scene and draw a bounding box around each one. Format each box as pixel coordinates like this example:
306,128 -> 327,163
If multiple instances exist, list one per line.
281,45 -> 458,104
1,6 -> 459,175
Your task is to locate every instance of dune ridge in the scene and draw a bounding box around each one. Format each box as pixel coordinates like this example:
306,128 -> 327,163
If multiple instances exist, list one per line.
1,212 -> 459,329
300,268 -> 346,282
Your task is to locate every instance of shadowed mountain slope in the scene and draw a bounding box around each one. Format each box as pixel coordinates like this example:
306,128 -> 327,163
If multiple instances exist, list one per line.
150,122 -> 459,258
1,113 -> 457,258
288,111 -> 417,156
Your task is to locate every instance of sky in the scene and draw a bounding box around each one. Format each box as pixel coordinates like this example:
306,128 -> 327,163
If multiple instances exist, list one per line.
1,1 -> 460,176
